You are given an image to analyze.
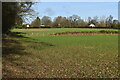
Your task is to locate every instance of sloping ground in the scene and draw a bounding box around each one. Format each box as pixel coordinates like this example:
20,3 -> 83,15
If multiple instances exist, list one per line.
2,29 -> 119,78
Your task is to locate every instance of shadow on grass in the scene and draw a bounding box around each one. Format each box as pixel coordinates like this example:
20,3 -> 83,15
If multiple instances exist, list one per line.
2,32 -> 29,56
2,32 -> 54,56
2,32 -> 55,78
9,32 -> 29,38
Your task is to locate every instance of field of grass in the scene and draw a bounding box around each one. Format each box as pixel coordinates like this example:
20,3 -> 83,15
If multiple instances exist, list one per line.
3,28 -> 119,78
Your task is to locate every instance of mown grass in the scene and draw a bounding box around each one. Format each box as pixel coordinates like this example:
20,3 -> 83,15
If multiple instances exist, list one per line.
2,28 -> 119,78
12,28 -> 118,36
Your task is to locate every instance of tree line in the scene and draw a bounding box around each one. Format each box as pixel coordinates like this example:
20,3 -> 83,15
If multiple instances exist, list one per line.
29,15 -> 119,28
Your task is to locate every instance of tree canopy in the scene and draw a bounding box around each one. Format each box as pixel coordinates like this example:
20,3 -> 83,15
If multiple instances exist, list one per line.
2,2 -> 34,33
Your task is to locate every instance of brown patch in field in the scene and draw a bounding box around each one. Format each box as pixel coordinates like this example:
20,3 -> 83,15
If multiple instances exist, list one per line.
50,31 -> 119,36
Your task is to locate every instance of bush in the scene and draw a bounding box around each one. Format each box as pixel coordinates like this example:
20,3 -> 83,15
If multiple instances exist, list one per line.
111,24 -> 120,28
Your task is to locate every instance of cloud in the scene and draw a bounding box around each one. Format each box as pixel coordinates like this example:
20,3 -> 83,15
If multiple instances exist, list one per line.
44,8 -> 55,16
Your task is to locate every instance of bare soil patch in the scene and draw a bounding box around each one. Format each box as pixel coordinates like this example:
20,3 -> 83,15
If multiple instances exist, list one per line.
50,31 -> 119,36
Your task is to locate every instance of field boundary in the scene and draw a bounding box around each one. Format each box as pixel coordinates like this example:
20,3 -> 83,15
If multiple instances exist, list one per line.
50,31 -> 119,36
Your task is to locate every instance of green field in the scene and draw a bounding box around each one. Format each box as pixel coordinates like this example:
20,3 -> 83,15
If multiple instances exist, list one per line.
3,28 -> 119,78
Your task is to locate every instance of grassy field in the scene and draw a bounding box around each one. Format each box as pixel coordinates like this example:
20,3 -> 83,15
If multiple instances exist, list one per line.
3,28 -> 119,78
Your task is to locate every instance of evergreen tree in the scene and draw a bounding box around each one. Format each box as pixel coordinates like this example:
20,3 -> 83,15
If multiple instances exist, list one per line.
31,17 -> 41,27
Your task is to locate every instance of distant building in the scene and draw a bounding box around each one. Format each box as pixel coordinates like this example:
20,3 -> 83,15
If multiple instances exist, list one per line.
26,24 -> 30,28
89,24 -> 95,27
40,25 -> 45,27
22,24 -> 31,28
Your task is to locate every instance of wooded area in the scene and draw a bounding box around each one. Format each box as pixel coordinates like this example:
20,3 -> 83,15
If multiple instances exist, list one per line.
29,15 -> 119,28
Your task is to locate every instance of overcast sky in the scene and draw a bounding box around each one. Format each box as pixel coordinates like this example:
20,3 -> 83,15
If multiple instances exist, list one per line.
25,2 -> 118,24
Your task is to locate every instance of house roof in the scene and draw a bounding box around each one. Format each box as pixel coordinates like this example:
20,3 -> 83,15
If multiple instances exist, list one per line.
89,24 -> 95,26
